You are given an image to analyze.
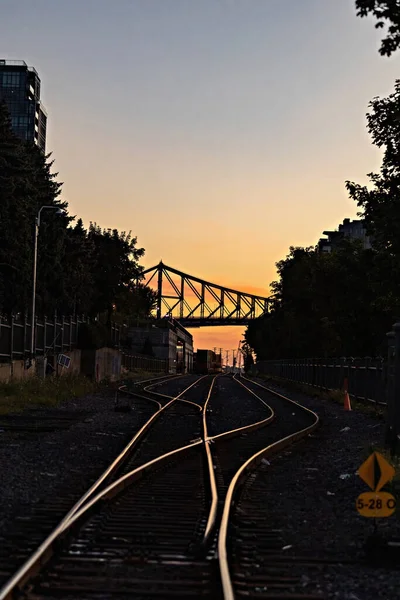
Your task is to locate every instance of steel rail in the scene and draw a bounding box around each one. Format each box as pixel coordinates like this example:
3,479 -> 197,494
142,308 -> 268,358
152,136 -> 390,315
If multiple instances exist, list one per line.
202,375 -> 219,543
0,439 -> 206,600
218,375 -> 320,600
114,373 -> 183,409
117,386 -> 162,409
0,374 -> 284,600
209,388 -> 275,444
0,374 -> 209,600
143,380 -> 204,411
202,374 -> 275,543
144,387 -> 203,411
68,376 -> 276,522
59,440 -> 204,527
64,374 -> 276,544
117,373 -> 200,411
133,373 -> 182,386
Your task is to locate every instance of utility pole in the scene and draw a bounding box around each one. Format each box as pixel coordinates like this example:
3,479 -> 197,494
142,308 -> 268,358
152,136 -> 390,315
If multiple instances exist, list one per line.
31,205 -> 65,357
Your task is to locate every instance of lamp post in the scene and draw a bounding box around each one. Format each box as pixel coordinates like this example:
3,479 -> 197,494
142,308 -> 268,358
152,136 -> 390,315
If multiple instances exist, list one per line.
30,206 -> 65,357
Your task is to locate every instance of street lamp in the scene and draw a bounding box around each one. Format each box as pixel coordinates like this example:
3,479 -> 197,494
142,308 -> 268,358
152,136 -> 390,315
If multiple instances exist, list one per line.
30,205 -> 65,357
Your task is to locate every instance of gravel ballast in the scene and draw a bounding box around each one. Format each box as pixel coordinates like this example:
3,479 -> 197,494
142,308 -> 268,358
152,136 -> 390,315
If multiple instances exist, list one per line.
0,376 -> 195,585
239,377 -> 400,600
2,373 -> 399,598
0,373 -> 197,538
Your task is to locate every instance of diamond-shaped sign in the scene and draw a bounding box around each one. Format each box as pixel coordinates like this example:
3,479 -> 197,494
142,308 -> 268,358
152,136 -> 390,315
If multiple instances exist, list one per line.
358,452 -> 395,492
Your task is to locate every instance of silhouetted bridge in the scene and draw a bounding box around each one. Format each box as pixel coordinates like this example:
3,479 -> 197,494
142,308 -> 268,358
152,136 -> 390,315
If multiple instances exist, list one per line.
142,262 -> 270,327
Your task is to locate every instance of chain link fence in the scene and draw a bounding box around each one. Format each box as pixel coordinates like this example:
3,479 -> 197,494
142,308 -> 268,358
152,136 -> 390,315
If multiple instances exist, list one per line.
257,357 -> 386,405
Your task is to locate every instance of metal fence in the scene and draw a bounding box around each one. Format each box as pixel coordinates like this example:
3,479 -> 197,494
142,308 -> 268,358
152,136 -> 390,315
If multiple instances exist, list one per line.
121,352 -> 168,374
257,357 -> 387,405
0,314 -> 120,361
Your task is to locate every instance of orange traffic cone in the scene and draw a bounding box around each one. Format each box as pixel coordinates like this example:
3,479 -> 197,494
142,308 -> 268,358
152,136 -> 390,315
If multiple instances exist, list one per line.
343,377 -> 352,411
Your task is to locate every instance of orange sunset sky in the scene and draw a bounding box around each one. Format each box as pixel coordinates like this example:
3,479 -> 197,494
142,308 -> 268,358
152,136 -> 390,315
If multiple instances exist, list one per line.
2,1 -> 399,354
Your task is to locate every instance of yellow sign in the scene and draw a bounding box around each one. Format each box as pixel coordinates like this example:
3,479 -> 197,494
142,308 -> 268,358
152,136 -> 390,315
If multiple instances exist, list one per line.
357,452 -> 396,518
358,451 -> 395,492
356,491 -> 396,518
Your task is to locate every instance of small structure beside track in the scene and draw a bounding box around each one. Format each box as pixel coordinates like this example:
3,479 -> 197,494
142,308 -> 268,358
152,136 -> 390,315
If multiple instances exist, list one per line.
127,320 -> 194,374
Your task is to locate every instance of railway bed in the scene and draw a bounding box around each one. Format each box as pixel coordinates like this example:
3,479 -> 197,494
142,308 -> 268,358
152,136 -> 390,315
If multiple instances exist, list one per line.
0,374 -> 319,600
0,376 -> 183,588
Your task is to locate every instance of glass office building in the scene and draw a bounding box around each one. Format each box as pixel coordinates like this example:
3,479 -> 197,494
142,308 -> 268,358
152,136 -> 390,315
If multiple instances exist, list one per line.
0,60 -> 47,152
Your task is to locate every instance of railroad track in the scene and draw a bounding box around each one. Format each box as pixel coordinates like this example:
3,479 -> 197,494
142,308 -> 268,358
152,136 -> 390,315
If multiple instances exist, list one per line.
0,374 -> 185,588
0,373 -> 319,599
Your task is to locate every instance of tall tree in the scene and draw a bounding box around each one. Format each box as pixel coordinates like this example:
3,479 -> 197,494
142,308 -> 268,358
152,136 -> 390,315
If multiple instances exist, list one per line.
114,282 -> 157,324
0,103 -> 69,315
355,1 -> 400,56
30,148 -> 70,315
245,240 -> 388,360
346,80 -> 400,318
87,224 -> 145,322
60,219 -> 96,316
0,103 -> 153,324
0,103 -> 32,313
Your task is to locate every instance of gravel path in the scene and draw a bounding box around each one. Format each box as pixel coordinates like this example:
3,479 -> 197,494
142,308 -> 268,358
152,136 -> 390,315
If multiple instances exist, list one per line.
239,377 -> 400,600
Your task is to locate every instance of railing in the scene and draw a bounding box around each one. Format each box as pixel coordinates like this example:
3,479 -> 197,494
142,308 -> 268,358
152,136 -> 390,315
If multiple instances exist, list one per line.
0,314 -> 120,361
257,357 -> 387,405
0,59 -> 27,66
121,352 -> 168,374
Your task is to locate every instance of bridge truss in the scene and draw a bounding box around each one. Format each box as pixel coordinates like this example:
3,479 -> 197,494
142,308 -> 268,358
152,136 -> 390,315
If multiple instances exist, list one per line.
141,262 -> 269,327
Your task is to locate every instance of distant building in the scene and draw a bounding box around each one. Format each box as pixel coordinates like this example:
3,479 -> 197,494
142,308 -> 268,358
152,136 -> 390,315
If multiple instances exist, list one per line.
0,59 -> 47,151
318,218 -> 372,253
127,319 -> 193,374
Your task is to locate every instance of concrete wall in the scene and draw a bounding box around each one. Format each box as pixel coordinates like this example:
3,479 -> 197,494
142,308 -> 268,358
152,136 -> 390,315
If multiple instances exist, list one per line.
0,347 -> 120,383
0,359 -> 36,383
95,347 -> 121,382
81,347 -> 121,382
57,349 -> 81,376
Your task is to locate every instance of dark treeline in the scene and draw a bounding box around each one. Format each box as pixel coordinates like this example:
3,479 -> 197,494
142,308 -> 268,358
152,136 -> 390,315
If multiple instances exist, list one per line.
0,103 -> 155,324
245,240 -> 393,360
246,4 -> 400,360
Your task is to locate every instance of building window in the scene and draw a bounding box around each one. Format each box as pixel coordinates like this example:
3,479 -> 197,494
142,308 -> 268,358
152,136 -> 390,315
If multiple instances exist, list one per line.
11,116 -> 29,127
2,72 -> 21,87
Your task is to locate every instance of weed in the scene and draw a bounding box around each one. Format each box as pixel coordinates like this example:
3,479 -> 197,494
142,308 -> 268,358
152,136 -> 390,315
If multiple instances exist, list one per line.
0,374 -> 98,415
0,369 -> 170,415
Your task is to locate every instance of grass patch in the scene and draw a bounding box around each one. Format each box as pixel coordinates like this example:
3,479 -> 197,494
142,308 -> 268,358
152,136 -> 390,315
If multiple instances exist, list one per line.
0,370 -> 171,415
255,374 -> 386,419
0,374 -> 98,415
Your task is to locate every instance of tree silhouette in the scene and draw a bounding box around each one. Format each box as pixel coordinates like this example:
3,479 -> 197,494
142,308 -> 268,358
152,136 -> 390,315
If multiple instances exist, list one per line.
355,1 -> 400,56
0,103 -> 154,324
